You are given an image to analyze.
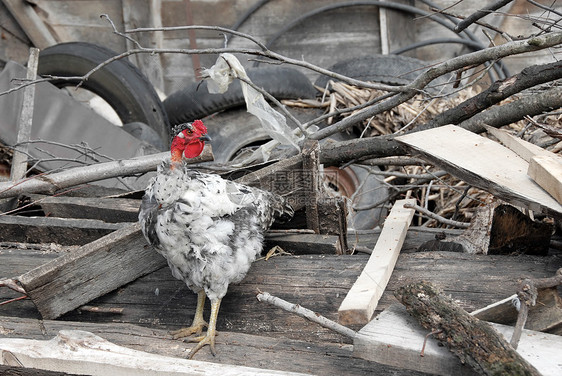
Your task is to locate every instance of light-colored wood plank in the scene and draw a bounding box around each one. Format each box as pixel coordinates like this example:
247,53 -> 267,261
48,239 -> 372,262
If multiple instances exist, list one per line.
396,125 -> 562,217
0,330 -> 307,376
354,304 -> 562,376
484,125 -> 552,162
338,199 -> 415,325
528,154 -> 562,204
10,47 -> 39,182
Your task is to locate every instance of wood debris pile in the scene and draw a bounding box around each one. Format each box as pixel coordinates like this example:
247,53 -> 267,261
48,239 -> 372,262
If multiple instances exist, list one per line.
286,82 -> 562,228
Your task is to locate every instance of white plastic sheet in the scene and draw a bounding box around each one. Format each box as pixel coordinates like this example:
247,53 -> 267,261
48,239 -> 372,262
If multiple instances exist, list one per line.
203,54 -> 302,160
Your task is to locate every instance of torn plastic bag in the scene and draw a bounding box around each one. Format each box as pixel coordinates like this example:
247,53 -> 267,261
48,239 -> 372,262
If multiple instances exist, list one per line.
202,53 -> 302,157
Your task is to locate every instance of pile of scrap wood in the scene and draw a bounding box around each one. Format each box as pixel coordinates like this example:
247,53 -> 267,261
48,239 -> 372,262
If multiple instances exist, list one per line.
1,121 -> 562,375
1,30 -> 562,376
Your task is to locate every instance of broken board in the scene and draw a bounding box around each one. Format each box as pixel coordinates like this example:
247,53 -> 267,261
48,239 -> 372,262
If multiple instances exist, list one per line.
528,154 -> 562,205
338,199 -> 415,325
16,223 -> 166,319
0,330 -> 307,376
396,125 -> 562,217
354,304 -> 562,376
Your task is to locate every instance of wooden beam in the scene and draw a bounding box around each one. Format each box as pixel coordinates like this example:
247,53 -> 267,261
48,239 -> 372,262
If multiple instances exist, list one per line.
10,47 -> 39,182
264,232 -> 341,254
354,304 -> 562,376
0,215 -> 125,246
1,0 -> 57,49
32,195 -> 140,223
396,125 -> 562,217
302,140 -> 320,233
338,199 -> 415,325
16,223 -> 166,320
0,330 -> 306,376
235,154 -> 305,211
528,154 -> 562,205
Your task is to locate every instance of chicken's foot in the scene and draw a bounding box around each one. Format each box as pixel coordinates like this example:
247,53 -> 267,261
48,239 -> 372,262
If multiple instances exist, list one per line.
187,298 -> 221,358
171,290 -> 208,339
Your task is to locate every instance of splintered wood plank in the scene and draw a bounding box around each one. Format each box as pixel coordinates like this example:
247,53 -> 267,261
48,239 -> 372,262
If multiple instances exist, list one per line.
354,304 -> 562,376
0,330 -> 306,376
16,223 -> 166,320
528,154 -> 562,204
396,125 -> 562,217
338,199 -> 415,325
0,316 -> 416,376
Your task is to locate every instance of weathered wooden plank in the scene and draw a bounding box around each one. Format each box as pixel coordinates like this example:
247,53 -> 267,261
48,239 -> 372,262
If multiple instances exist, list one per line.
3,240 -> 560,343
10,47 -> 39,182
354,304 -> 562,376
338,199 -> 415,325
0,316 -> 422,376
0,330 -> 307,376
264,233 -> 341,254
396,125 -> 562,217
2,0 -> 57,49
32,195 -> 140,223
528,154 -> 562,205
235,154 -> 305,211
16,223 -> 166,320
0,215 -> 125,245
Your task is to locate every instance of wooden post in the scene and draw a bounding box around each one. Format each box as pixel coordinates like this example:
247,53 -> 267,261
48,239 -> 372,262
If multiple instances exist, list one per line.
10,47 -> 40,182
302,139 -> 320,233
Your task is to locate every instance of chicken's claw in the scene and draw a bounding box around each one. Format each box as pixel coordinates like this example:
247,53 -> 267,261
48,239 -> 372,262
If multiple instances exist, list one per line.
170,319 -> 208,339
187,331 -> 217,358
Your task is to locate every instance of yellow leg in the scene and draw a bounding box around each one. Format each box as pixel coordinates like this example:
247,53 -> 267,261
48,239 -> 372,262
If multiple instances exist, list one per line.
170,291 -> 208,339
187,298 -> 221,359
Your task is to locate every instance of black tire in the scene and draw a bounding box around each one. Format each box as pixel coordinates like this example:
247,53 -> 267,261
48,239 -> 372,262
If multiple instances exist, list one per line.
38,42 -> 170,149
315,54 -> 452,94
163,66 -> 317,126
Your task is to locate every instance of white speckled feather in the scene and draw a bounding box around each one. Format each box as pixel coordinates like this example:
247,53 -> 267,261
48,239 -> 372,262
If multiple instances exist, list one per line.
139,160 -> 293,301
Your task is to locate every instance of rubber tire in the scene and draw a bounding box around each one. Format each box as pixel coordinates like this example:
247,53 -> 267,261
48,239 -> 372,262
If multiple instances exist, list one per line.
315,54 -> 452,94
163,66 -> 317,126
38,42 -> 170,149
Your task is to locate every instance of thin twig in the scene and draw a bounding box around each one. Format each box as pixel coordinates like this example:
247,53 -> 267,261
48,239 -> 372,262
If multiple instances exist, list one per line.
403,203 -> 470,229
256,291 -> 356,338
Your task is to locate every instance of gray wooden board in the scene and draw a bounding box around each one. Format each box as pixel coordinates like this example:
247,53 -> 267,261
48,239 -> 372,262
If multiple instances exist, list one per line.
31,195 -> 141,223
0,330 -> 309,376
396,125 -> 562,217
15,223 -> 167,320
2,243 -> 560,343
0,215 -> 125,245
354,304 -> 562,376
0,316 -> 429,376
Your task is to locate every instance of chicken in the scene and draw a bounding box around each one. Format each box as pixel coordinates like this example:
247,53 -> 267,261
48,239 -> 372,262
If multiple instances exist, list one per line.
138,120 -> 293,358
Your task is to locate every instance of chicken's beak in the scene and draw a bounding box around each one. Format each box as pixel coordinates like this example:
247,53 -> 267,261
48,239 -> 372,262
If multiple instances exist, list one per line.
199,134 -> 212,142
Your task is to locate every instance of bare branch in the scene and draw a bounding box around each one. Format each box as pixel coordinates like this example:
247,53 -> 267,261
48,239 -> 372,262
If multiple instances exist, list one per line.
0,148 -> 213,199
256,291 -> 356,338
310,31 -> 562,141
